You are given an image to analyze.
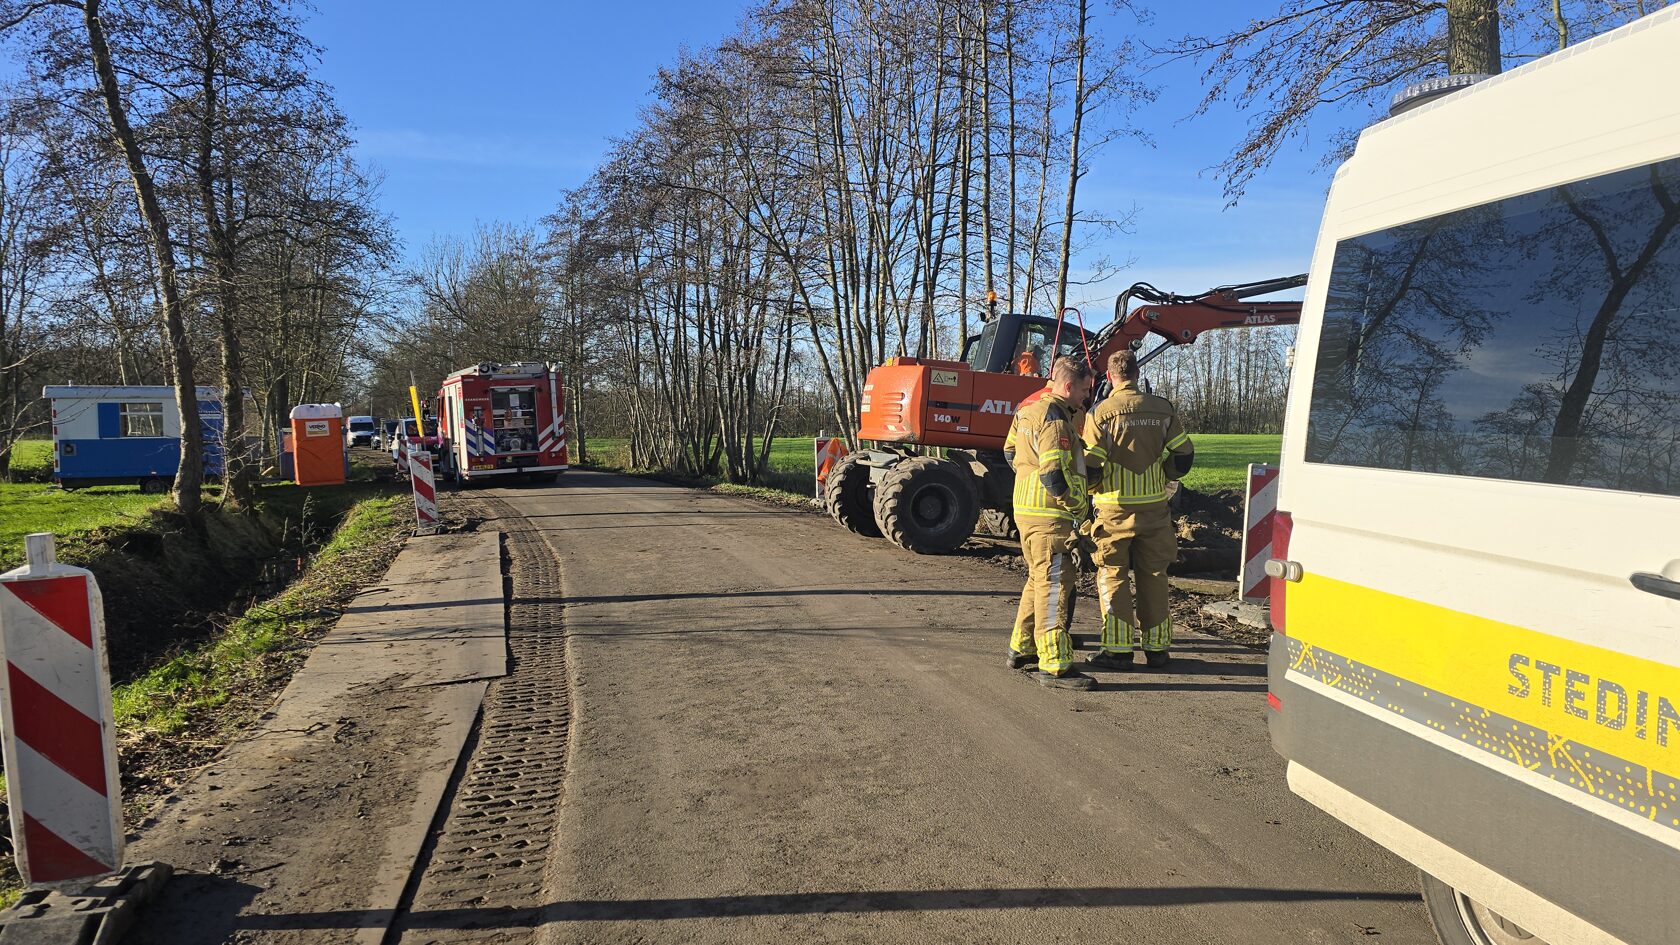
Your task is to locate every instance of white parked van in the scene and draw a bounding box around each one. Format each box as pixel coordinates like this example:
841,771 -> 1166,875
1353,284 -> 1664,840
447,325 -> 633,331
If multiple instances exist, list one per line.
1268,9 -> 1680,945
345,415 -> 377,449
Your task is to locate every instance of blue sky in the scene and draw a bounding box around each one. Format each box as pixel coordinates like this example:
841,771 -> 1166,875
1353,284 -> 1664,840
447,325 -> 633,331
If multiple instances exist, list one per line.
307,1 -> 1353,308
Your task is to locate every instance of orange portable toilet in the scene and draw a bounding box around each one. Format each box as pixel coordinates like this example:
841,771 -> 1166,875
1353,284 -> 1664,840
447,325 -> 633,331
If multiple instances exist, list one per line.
289,404 -> 346,486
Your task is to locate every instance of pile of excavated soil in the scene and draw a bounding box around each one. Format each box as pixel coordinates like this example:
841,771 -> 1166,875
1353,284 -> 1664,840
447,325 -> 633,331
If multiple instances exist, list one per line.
1171,486 -> 1245,576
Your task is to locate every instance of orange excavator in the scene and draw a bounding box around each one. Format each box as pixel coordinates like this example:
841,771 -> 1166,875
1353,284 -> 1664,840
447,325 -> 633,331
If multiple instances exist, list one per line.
824,273 -> 1308,554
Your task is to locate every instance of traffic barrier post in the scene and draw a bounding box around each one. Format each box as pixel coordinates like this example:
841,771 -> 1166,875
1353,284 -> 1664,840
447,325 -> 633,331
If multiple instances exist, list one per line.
0,533 -> 124,888
411,447 -> 439,536
813,435 -> 847,499
1239,464 -> 1280,603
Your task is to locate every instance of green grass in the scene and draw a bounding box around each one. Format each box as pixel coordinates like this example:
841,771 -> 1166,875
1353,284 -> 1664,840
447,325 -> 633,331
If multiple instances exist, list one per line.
577,432 -> 1280,495
0,483 -> 169,570
8,438 -> 52,482
1179,434 -> 1282,493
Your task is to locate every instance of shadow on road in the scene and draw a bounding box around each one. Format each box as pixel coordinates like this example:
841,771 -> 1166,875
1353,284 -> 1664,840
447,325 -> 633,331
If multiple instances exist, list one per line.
233,884 -> 1419,932
559,587 -> 1019,606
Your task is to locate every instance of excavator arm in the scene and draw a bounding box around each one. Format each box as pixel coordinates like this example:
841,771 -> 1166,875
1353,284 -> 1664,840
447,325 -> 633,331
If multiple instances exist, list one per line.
1090,273 -> 1309,370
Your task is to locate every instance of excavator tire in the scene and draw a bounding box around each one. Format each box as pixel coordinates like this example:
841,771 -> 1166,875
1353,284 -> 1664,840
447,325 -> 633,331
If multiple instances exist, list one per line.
874,457 -> 978,554
979,508 -> 1019,542
825,451 -> 881,538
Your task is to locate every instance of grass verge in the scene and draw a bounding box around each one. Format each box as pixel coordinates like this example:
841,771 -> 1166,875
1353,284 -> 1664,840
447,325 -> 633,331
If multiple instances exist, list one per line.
112,493 -> 407,739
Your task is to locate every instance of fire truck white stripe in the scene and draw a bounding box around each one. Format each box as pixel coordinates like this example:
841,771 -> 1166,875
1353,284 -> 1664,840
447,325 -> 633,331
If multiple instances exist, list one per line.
11,740 -> 119,865
0,591 -> 104,722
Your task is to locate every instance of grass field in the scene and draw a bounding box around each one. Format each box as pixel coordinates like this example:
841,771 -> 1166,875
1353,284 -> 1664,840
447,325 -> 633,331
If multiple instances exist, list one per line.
8,438 -> 52,482
577,432 -> 1281,496
0,484 -> 169,569
1179,434 -> 1283,492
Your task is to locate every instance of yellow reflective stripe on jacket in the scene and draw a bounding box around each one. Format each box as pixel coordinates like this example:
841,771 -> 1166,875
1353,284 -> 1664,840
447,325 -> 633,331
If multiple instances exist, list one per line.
1010,394 -> 1086,522
1014,465 -> 1077,520
1092,457 -> 1167,505
1166,431 -> 1189,450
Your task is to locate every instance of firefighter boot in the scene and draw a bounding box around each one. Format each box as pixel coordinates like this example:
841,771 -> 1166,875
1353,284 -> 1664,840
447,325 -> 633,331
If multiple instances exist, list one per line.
1036,669 -> 1097,690
1086,649 -> 1134,671
1007,648 -> 1039,670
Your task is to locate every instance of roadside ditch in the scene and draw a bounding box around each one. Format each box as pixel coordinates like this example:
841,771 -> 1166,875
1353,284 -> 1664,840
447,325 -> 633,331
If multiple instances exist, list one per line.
0,480 -> 420,904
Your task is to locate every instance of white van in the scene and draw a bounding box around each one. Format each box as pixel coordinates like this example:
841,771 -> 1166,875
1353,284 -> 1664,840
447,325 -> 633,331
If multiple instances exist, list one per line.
1267,10 -> 1680,945
345,415 -> 377,449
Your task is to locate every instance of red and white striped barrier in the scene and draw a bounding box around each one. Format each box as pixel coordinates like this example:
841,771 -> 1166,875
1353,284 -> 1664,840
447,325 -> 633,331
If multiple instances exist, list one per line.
813,436 -> 847,499
0,533 -> 124,887
410,450 -> 439,536
1239,464 -> 1280,603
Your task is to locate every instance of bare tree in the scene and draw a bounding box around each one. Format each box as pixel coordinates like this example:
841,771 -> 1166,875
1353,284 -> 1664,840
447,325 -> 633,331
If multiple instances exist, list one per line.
1161,0 -> 1672,202
3,0 -> 206,512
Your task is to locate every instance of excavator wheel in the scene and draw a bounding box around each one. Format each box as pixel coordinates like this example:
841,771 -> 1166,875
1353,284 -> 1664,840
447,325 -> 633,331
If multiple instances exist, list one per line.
825,451 -> 881,538
979,508 -> 1019,542
874,457 -> 978,554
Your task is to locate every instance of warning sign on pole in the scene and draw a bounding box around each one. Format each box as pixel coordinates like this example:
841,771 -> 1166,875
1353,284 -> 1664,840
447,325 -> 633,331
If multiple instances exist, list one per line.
1239,464 -> 1280,603
0,533 -> 124,887
411,448 -> 439,536
813,436 -> 847,498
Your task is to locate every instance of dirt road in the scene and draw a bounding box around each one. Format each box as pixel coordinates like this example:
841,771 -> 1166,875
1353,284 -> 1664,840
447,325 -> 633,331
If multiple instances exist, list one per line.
436,470 -> 1433,945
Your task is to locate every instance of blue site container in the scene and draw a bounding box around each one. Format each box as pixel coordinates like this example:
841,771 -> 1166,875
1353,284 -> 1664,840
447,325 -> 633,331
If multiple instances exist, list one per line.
44,385 -> 226,492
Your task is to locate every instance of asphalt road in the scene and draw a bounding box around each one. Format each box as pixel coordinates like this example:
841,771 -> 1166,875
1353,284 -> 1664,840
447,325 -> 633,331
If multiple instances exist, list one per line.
485,470 -> 1435,945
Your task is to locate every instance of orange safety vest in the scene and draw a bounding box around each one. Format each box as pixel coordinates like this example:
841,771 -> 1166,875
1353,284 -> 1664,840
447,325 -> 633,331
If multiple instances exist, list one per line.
1016,351 -> 1040,376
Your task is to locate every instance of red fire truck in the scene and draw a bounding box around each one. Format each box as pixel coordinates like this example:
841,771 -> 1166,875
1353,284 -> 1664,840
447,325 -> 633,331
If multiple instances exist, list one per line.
435,361 -> 569,483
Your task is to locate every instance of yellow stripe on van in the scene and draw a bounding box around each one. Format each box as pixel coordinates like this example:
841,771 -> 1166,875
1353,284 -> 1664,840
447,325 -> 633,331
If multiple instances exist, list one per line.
1291,573 -> 1680,783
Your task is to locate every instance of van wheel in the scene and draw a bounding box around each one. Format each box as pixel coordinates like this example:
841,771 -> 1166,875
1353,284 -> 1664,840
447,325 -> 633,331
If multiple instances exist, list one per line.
139,477 -> 168,495
874,457 -> 977,554
824,452 -> 881,538
1421,872 -> 1548,945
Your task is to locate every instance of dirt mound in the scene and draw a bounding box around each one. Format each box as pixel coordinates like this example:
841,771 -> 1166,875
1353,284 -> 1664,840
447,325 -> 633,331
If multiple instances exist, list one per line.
1170,485 -> 1244,576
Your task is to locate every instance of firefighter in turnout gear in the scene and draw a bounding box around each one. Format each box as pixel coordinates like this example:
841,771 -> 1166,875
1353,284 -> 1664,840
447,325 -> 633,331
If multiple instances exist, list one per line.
1081,351 -> 1194,669
1005,357 -> 1098,691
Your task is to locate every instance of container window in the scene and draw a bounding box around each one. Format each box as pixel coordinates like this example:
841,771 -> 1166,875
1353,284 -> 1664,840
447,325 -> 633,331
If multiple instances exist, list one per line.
120,402 -> 165,438
1305,156 -> 1680,497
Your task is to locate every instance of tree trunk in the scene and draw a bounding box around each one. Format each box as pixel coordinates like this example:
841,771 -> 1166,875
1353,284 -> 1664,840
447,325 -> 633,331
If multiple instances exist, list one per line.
83,0 -> 203,515
194,0 -> 254,509
1054,0 -> 1089,315
1446,0 -> 1502,74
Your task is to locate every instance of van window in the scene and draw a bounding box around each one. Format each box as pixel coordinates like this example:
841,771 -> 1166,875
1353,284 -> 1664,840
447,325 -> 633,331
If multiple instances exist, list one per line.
1305,156 -> 1680,496
120,402 -> 165,437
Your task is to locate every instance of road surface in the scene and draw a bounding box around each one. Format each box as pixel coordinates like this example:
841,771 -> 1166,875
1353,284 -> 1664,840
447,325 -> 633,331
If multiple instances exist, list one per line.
441,470 -> 1433,944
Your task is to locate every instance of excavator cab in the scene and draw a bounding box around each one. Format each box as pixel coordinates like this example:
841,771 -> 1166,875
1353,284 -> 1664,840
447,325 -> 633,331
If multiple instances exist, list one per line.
961,314 -> 1099,375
